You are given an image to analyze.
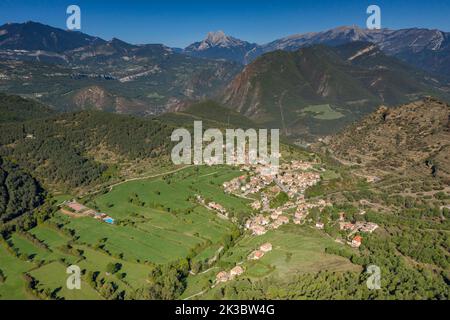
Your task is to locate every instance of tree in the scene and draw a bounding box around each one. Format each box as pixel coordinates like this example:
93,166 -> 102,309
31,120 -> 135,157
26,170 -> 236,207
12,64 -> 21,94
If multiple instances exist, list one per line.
106,263 -> 122,274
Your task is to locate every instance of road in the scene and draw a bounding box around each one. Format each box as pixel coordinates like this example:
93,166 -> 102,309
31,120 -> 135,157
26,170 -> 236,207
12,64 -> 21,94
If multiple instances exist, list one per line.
84,165 -> 195,197
107,165 -> 195,191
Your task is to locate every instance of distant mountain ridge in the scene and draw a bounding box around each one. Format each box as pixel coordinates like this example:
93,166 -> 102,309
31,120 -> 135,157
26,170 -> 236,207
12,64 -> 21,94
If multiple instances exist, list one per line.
2,22 -> 450,77
184,31 -> 258,64
0,22 -> 241,115
253,26 -> 450,77
182,26 -> 450,78
0,21 -> 104,52
1,21 -> 450,122
220,41 -> 450,139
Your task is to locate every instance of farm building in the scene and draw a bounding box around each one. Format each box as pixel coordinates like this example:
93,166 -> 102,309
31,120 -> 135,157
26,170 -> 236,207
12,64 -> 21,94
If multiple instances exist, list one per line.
260,243 -> 272,252
66,201 -> 87,213
251,225 -> 267,236
351,236 -> 363,248
248,250 -> 265,260
277,216 -> 289,224
230,266 -> 244,278
216,271 -> 229,283
315,222 -> 324,229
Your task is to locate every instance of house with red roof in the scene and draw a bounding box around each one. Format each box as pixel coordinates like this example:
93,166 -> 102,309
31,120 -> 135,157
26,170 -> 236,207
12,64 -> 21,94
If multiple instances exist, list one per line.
351,235 -> 363,248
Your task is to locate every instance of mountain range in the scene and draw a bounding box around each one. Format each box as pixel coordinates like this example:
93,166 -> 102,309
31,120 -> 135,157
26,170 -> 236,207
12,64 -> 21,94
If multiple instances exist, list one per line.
184,31 -> 258,64
1,21 -> 450,140
220,41 -> 449,139
0,22 -> 241,114
183,26 -> 450,79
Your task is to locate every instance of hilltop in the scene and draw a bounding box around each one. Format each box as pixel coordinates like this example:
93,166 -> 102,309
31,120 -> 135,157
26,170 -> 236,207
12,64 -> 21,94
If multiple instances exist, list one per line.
0,21 -> 104,52
184,31 -> 258,64
323,97 -> 450,182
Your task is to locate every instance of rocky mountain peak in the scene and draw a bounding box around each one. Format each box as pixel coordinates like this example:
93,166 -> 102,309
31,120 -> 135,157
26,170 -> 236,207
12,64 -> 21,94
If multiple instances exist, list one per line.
206,31 -> 228,45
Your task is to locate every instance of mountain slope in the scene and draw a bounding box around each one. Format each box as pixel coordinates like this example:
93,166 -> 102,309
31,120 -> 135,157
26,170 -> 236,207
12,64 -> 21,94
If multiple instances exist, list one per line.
325,97 -> 450,182
184,31 -> 258,64
158,100 -> 257,129
0,95 -> 176,191
221,42 -> 447,139
0,93 -> 56,123
0,156 -> 45,223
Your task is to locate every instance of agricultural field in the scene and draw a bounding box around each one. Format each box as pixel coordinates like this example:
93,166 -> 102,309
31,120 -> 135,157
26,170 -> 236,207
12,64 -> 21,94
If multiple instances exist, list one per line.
0,165 -> 251,299
0,245 -> 34,300
0,164 -> 365,300
28,261 -> 102,300
184,224 -> 361,299
221,225 -> 360,276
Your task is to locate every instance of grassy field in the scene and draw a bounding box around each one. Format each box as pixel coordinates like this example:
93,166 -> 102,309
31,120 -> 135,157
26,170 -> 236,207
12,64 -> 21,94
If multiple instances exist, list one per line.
184,224 -> 360,299
0,165 -> 358,300
8,233 -> 75,264
28,261 -> 102,300
222,224 -> 359,276
0,165 -> 248,299
58,166 -> 247,264
29,225 -> 72,248
0,246 -> 35,300
302,104 -> 345,120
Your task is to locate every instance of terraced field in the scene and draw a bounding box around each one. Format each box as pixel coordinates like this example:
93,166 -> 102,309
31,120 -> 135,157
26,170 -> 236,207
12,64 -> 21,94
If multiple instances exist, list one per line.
0,165 -> 249,299
182,224 -> 361,299
0,245 -> 34,300
0,165 -> 360,300
221,225 -> 360,276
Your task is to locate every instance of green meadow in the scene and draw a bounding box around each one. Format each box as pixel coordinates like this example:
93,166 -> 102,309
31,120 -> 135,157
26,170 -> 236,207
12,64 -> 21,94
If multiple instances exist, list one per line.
28,261 -> 102,300
0,165 -> 358,300
302,104 -> 345,120
183,224 -> 360,299
0,245 -> 35,300
0,166 -> 250,299
229,225 -> 361,277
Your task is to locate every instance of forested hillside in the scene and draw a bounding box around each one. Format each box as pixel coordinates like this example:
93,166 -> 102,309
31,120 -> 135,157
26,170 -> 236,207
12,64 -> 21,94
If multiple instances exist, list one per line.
158,100 -> 257,129
0,106 -> 175,191
0,93 -> 55,123
0,156 -> 44,223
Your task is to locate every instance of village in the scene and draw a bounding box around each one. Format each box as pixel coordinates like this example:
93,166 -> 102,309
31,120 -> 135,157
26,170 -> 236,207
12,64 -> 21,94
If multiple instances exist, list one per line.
59,200 -> 115,225
215,159 -> 380,284
223,160 -> 331,235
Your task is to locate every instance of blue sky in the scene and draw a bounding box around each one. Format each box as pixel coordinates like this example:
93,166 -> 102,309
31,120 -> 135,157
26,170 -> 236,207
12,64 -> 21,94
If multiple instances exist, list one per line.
1,0 -> 449,47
